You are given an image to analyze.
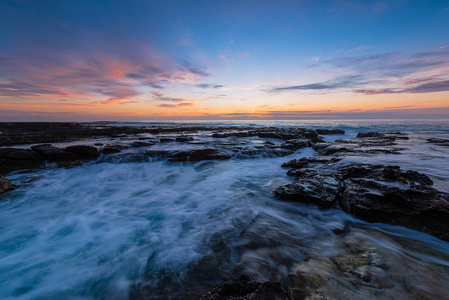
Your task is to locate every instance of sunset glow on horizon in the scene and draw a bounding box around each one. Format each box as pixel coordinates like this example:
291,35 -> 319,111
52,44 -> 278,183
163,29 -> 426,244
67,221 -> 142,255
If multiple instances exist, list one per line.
1,0 -> 449,121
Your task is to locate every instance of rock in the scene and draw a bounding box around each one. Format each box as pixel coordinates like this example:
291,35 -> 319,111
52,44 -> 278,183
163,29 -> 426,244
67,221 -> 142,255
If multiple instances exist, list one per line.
160,138 -> 175,143
316,129 -> 345,135
427,138 -> 449,146
0,176 -> 15,194
282,156 -> 342,168
102,144 -> 130,154
274,169 -> 339,208
30,144 -> 99,165
212,132 -> 254,138
0,148 -> 41,160
338,165 -> 449,241
200,274 -> 289,300
168,148 -> 231,162
280,139 -> 309,151
0,148 -> 44,174
356,131 -> 409,140
65,145 -> 100,158
176,136 -> 194,142
130,141 -> 156,147
31,144 -> 81,161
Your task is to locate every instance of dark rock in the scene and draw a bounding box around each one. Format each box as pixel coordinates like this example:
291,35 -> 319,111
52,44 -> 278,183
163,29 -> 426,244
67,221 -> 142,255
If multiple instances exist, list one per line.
160,138 -> 175,143
102,144 -> 129,154
274,169 -> 339,208
356,131 -> 409,140
65,145 -> 100,158
176,136 -> 194,142
280,139 -> 309,150
130,141 -> 156,147
0,148 -> 44,174
168,148 -> 231,162
200,274 -> 289,300
31,144 -> 84,161
0,148 -> 42,160
338,165 -> 449,241
316,129 -> 345,135
212,132 -> 254,138
282,156 -> 342,168
0,176 -> 15,194
427,138 -> 449,146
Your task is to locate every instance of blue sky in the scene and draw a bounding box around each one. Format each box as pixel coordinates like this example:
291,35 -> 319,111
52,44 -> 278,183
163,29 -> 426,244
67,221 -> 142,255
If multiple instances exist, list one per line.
1,0 -> 448,121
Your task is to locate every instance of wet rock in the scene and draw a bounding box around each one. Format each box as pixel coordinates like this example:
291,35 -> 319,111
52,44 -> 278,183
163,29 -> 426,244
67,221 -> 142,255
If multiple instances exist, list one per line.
212,131 -> 254,138
31,144 -> 84,162
176,136 -> 194,142
338,165 -> 449,241
130,141 -> 156,147
356,131 -> 409,140
65,145 -> 100,158
0,148 -> 44,174
200,274 -> 289,300
427,138 -> 449,146
282,156 -> 342,168
168,148 -> 231,162
274,169 -> 339,208
279,139 -> 309,151
316,129 -> 345,135
102,144 -> 130,154
160,138 -> 175,143
0,176 -> 15,194
335,138 -> 398,146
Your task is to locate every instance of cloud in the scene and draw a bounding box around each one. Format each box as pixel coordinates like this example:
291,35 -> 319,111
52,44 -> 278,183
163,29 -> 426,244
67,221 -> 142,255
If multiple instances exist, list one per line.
267,49 -> 449,95
158,102 -> 195,108
311,56 -> 320,61
195,84 -> 224,89
267,75 -> 363,93
0,25 -> 211,106
356,80 -> 449,95
347,45 -> 373,53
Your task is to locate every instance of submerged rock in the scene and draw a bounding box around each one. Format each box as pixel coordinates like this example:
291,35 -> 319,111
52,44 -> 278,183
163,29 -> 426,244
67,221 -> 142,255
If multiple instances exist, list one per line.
168,148 -> 231,162
315,128 -> 345,135
427,138 -> 449,146
0,176 -> 15,194
200,274 -> 289,300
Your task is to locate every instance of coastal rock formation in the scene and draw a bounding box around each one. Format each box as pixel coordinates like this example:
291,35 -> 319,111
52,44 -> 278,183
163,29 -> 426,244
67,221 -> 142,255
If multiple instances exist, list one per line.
281,156 -> 342,168
0,176 -> 15,194
277,163 -> 449,241
274,169 -> 339,208
315,128 -> 345,135
312,131 -> 407,156
200,274 -> 289,300
102,144 -> 130,154
176,136 -> 194,142
0,148 -> 44,174
65,145 -> 100,158
130,141 -> 156,148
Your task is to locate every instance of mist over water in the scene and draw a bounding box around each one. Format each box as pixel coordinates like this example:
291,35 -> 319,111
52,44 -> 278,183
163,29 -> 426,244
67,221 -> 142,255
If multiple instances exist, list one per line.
1,120 -> 449,299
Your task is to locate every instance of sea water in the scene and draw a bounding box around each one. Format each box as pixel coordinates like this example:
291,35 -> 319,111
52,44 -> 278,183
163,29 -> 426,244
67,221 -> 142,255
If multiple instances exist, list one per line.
0,120 -> 448,299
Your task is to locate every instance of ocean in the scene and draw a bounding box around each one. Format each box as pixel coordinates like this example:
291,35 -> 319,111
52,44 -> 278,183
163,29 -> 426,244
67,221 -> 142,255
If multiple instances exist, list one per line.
1,119 -> 448,299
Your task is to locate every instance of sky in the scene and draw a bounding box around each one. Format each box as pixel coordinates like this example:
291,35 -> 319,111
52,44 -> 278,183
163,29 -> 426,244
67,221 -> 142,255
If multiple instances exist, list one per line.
0,0 -> 448,121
